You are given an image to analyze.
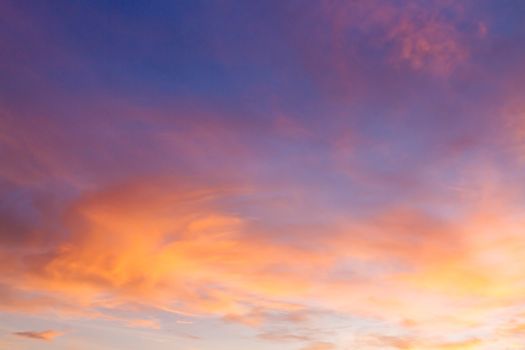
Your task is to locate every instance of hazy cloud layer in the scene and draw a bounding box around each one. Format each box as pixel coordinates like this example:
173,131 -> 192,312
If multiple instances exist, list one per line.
2,0 -> 525,349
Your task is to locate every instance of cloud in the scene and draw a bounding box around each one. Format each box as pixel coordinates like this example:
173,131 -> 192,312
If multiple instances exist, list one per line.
318,0 -> 481,76
12,330 -> 63,341
125,318 -> 161,329
0,2 -> 524,349
0,176 -> 331,321
2,163 -> 525,350
258,330 -> 312,343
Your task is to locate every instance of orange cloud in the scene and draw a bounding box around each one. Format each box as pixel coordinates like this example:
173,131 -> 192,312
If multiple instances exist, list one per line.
0,177 -> 332,324
1,127 -> 525,350
12,330 -> 63,341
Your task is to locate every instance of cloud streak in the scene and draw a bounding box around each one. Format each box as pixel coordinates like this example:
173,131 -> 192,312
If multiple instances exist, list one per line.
13,330 -> 63,341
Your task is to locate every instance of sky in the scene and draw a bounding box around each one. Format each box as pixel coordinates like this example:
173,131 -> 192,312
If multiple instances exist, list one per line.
2,0 -> 525,349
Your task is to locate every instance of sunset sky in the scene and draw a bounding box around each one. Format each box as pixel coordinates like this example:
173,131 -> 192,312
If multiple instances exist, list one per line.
2,1 -> 525,349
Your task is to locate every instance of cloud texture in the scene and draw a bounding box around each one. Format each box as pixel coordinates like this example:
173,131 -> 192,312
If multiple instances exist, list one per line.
2,0 -> 525,349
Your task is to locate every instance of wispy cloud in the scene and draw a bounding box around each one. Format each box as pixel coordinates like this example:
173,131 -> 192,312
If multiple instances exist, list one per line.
12,330 -> 63,341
